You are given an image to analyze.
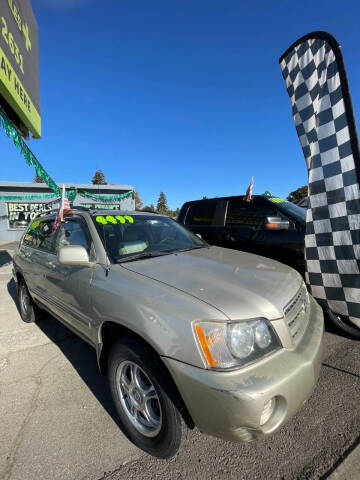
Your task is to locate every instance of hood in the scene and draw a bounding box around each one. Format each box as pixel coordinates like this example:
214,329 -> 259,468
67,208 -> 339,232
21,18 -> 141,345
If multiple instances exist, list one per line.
122,246 -> 302,320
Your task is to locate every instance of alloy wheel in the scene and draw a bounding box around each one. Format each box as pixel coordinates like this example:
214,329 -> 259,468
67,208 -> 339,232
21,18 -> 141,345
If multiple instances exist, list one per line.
116,361 -> 162,437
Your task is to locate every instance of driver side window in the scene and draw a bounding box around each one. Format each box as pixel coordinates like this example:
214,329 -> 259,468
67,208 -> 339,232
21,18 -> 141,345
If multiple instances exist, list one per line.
55,219 -> 96,261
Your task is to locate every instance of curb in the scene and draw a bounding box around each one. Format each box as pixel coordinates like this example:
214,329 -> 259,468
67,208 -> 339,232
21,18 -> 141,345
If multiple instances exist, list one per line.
327,438 -> 360,479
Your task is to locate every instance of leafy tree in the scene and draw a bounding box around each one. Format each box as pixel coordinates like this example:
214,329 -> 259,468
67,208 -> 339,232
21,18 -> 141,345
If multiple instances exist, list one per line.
134,191 -> 143,210
91,169 -> 107,185
142,203 -> 156,212
169,207 -> 180,218
156,191 -> 168,214
287,185 -> 308,203
33,173 -> 44,183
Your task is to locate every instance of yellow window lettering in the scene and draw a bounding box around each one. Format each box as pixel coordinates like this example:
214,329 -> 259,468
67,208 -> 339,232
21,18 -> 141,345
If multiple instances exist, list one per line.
96,215 -> 107,225
269,197 -> 286,204
31,220 -> 40,229
96,215 -> 135,225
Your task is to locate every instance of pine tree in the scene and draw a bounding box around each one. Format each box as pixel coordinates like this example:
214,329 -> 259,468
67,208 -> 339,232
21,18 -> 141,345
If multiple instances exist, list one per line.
156,191 -> 168,214
134,191 -> 143,210
33,173 -> 44,183
91,169 -> 107,185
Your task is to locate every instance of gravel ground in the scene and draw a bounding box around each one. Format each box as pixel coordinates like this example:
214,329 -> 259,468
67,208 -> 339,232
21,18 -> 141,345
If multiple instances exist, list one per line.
102,333 -> 360,480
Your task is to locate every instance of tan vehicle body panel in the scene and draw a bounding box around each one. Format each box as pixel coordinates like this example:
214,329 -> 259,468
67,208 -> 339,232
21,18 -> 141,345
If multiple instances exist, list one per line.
12,210 -> 324,442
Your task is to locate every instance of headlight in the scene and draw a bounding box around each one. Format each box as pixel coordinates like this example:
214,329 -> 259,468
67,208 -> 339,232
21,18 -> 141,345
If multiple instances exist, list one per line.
194,319 -> 281,369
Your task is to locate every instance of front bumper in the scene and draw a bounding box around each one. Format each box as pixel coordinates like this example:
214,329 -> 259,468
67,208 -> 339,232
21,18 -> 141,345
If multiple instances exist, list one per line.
162,296 -> 324,443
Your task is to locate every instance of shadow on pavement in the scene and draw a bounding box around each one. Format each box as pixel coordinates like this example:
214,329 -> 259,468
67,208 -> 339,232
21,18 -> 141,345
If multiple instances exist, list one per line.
0,250 -> 12,267
7,278 -> 124,433
7,276 -> 19,306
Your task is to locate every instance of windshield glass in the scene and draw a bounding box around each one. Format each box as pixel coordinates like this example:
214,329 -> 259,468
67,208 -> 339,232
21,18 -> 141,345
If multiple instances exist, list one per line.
265,196 -> 306,223
92,214 -> 206,262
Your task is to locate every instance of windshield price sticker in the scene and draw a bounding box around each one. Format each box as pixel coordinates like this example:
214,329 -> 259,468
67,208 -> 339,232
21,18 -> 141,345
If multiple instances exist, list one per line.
269,197 -> 286,204
96,215 -> 134,225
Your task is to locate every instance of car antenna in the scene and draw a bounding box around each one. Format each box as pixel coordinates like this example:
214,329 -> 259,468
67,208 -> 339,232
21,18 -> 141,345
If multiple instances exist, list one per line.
101,217 -> 111,276
105,255 -> 111,276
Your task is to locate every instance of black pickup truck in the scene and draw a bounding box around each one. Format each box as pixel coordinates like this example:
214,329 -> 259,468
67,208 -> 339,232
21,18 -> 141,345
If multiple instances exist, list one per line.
177,194 -> 306,273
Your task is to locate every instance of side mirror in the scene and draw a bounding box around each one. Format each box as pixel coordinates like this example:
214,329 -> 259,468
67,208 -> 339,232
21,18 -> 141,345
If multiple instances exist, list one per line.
58,245 -> 90,266
264,216 -> 290,231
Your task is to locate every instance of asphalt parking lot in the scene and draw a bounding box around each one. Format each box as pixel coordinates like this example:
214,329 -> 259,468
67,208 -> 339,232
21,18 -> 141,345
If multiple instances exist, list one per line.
0,243 -> 359,480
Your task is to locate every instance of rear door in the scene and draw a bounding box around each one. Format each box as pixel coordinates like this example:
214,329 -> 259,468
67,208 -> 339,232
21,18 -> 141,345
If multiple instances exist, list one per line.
183,200 -> 226,245
19,218 -> 58,303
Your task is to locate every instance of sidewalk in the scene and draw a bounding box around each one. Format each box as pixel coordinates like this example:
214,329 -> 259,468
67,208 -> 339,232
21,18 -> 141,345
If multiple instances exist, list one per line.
328,440 -> 360,480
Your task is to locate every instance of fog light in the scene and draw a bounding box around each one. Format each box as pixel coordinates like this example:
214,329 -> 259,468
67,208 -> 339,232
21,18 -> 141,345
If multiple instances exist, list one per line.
260,397 -> 276,426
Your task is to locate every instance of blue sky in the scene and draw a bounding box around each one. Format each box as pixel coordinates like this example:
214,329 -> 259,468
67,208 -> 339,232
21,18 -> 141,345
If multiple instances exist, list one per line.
1,0 -> 360,209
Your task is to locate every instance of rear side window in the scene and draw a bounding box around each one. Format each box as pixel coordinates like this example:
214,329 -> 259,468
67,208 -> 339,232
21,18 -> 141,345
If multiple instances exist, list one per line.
185,202 -> 216,226
23,219 -> 56,252
225,199 -> 276,227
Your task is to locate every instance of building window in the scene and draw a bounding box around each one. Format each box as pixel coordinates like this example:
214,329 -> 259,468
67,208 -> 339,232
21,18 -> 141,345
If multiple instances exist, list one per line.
7,202 -> 53,230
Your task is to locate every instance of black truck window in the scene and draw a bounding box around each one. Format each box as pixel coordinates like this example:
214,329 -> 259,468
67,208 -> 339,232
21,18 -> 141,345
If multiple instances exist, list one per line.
185,201 -> 217,226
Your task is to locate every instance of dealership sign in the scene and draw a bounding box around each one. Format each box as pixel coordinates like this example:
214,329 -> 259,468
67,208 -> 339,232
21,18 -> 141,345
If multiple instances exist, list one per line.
0,0 -> 40,137
7,202 -> 51,229
81,203 -> 122,210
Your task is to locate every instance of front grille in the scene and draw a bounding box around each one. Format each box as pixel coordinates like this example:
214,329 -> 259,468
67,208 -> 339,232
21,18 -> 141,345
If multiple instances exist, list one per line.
284,284 -> 310,345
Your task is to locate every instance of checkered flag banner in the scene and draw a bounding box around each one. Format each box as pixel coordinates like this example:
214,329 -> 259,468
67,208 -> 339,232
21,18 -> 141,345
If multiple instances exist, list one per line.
279,31 -> 360,328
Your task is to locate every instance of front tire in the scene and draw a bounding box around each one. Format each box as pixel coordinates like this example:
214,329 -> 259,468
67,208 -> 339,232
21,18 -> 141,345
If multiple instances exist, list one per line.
325,308 -> 360,340
108,337 -> 187,458
18,280 -> 42,323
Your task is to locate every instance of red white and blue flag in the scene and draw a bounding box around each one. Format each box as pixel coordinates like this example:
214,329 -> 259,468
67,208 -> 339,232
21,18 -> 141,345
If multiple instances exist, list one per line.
244,176 -> 254,202
52,185 -> 71,231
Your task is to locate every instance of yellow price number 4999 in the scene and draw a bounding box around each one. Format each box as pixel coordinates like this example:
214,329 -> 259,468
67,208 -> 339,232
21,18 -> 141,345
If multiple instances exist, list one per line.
96,215 -> 134,225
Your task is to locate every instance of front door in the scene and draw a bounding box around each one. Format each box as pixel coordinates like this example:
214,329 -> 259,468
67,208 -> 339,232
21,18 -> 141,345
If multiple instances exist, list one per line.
222,197 -> 279,256
45,217 -> 95,340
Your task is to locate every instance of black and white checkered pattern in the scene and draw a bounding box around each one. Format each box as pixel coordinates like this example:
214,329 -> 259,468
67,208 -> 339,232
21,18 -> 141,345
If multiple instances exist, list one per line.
279,32 -> 360,328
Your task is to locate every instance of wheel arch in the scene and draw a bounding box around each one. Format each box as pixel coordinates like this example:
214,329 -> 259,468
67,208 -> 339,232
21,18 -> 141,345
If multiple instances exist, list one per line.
15,270 -> 24,289
97,320 -> 194,429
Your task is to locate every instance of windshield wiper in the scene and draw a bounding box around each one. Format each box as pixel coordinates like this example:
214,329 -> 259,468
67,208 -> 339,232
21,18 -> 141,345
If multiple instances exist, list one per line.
167,245 -> 207,254
116,251 -> 170,263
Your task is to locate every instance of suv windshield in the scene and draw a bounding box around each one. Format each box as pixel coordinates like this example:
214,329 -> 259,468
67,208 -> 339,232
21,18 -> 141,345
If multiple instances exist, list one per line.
92,214 -> 206,262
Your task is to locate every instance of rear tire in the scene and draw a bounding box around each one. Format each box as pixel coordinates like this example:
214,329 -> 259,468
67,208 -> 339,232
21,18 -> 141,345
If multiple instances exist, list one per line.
18,280 -> 42,323
325,308 -> 360,340
108,337 -> 188,458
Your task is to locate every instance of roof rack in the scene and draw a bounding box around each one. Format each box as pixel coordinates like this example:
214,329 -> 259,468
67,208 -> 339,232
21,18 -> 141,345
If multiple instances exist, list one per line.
32,206 -> 155,221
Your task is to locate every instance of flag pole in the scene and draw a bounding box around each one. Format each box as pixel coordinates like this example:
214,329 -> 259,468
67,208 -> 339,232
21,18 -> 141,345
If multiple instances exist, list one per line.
61,184 -> 65,222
